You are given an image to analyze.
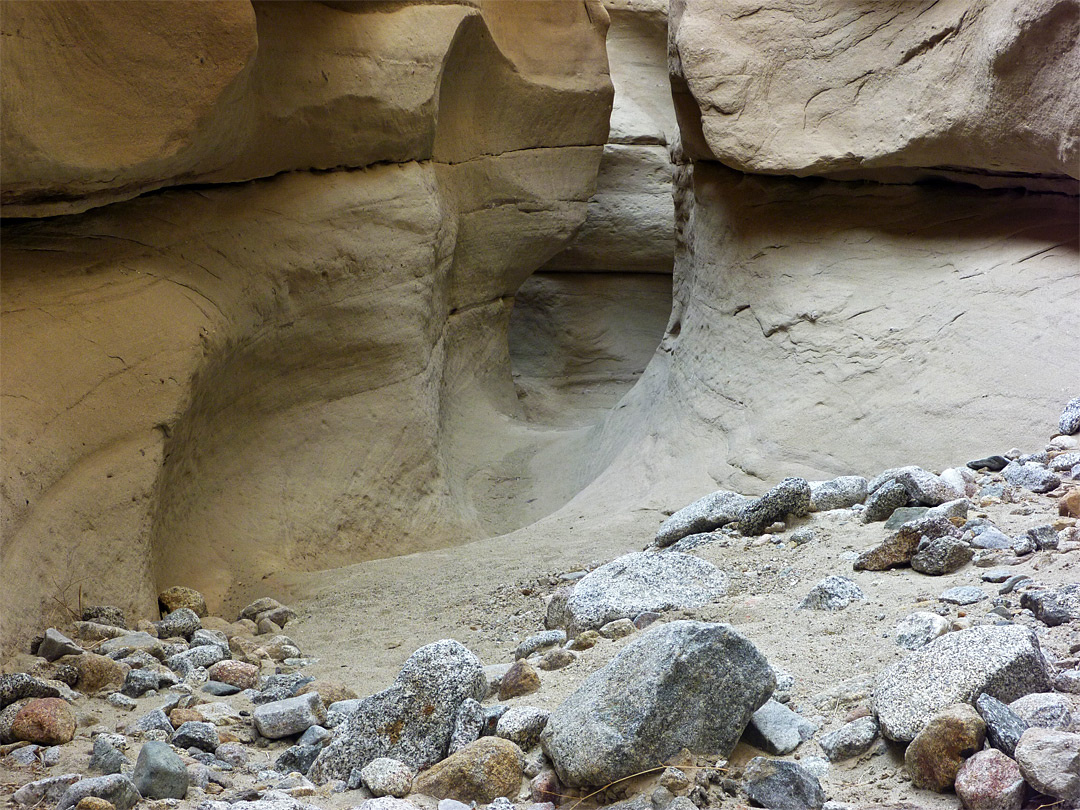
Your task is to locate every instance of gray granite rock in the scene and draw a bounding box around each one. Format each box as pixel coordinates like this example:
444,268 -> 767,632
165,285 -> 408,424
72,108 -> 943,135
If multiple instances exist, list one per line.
1014,727 -> 1079,801
275,743 -> 321,774
818,716 -> 879,762
514,631 -> 565,661
743,757 -> 825,810
122,667 -> 177,697
98,632 -> 166,661
809,476 -> 868,512
1051,452 -> 1080,471
38,629 -> 83,662
1003,461 -> 1060,493
798,576 -> 865,611
448,698 -> 483,754
1008,692 -> 1073,730
562,552 -> 728,635
154,607 -> 201,640
893,467 -> 963,506
911,535 -> 973,575
133,707 -> 174,734
132,740 -> 188,799
496,706 -> 550,751
740,478 -> 812,536
172,720 -> 220,752
873,625 -> 1052,741
743,700 -> 817,755
11,773 -> 81,807
861,480 -> 909,523
308,639 -> 486,782
254,693 -> 326,740
541,620 -> 774,787
57,774 -> 141,810
939,586 -> 987,605
975,693 -> 1028,757
1019,583 -> 1080,626
1059,396 -> 1080,435
166,644 -> 227,675
360,757 -> 416,798
893,612 -> 949,651
0,673 -> 59,709
89,734 -> 130,774
655,490 -> 750,547
969,525 -> 1015,550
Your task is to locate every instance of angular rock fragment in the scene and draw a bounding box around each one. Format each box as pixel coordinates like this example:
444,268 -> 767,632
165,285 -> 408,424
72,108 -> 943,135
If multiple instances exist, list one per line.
954,748 -> 1025,810
132,740 -> 188,799
655,490 -> 750,547
1003,461 -> 1060,493
818,716 -> 879,762
798,576 -> 864,611
743,699 -> 817,755
903,703 -> 985,792
809,476 -> 868,512
1013,727 -> 1079,801
861,480 -> 909,523
739,477 -> 811,536
975,693 -> 1028,758
743,757 -> 824,810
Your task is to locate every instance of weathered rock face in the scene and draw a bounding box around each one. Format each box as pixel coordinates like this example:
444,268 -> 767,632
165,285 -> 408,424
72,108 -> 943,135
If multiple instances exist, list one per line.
670,0 -> 1079,190
0,1 -> 612,658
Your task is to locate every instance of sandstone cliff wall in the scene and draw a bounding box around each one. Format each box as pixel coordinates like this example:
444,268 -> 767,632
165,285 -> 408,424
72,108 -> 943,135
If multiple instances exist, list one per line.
1,1 -> 613,657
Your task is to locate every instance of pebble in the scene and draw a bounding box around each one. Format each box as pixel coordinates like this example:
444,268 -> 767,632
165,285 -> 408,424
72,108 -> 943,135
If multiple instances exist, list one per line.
171,720 -> 219,752
742,757 -> 825,810
514,631 -> 565,661
903,702 -> 986,792
1013,727 -> 1080,801
360,757 -> 416,798
1059,395 -> 1080,435
132,740 -> 188,799
939,586 -> 987,605
893,612 -> 949,650
105,692 -> 137,711
743,699 -> 816,755
968,456 -> 1011,471
953,748 -> 1025,810
496,706 -> 550,750
798,576 -> 864,611
56,775 -> 141,810
818,716 -> 879,762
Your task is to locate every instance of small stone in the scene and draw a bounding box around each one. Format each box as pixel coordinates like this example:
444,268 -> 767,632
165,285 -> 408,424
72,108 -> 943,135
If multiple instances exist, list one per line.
939,586 -> 987,605
253,692 -> 326,739
818,716 -> 879,762
239,597 -> 285,621
56,775 -> 140,810
798,576 -> 864,611
166,644 -> 226,674
121,668 -> 173,698
598,618 -> 635,639
449,698 -> 483,754
567,631 -> 599,651
255,604 -> 298,628
1026,523 -> 1060,550
739,478 -> 812,536
105,692 -> 137,711
154,608 -> 201,641
171,720 -> 219,752
275,743 -> 321,774
361,757 -> 416,798
89,734 -> 130,774
893,612 -> 950,650
298,723 -> 332,747
743,699 -> 816,755
81,606 -> 127,629
743,757 -> 824,810
11,773 -> 81,806
809,476 -> 868,512
12,697 -> 76,745
1020,583 -> 1080,626
38,629 -> 83,662
883,506 -> 930,531
911,535 -> 974,575
633,612 -> 662,629
1051,451 -> 1080,471
1059,396 -> 1080,435
655,490 -> 750,547
201,680 -> 240,697
412,737 -> 524,803
968,456 -> 1011,472
257,618 -> 283,635
499,660 -> 541,700
158,587 -> 208,618
536,648 -> 575,671
133,707 -> 174,734
1013,727 -> 1079,801
789,527 -> 816,545
1008,692 -> 1073,730
1003,461 -> 1060,493
861,480 -> 910,523
954,748 -> 1025,810
970,525 -> 1015,549
904,703 -> 986,792
975,694 -> 1028,758
496,706 -> 549,750
1055,669 -> 1080,693
74,798 -> 115,810
132,739 -> 188,799
1061,488 -> 1080,518
530,769 -> 562,804
515,631 -> 566,661
215,741 -> 248,766
0,673 -> 61,708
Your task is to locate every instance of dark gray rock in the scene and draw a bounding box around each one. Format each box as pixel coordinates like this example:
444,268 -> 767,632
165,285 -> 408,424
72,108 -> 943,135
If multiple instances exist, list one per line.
133,708 -> 174,734
1020,584 -> 1080,627
975,693 -> 1028,757
743,757 -> 825,810
254,673 -> 314,704
655,490 -> 750,547
818,716 -> 879,762
562,552 -> 728,635
154,607 -> 201,640
0,673 -> 59,709
808,476 -> 868,512
798,576 -> 865,611
38,629 -> 83,662
308,639 -> 486,782
967,455 -> 1010,472
121,667 -> 176,697
739,478 -> 811,536
1003,461 -> 1060,494
911,536 -> 973,575
81,606 -> 127,629
1059,396 -> 1080,435
297,725 -> 332,748
89,734 -> 130,774
743,700 -> 817,755
873,625 -> 1052,741
202,680 -> 241,696
882,506 -> 929,531
171,720 -> 219,752
275,744 -> 321,775
57,774 -> 141,810
1027,524 -> 1060,550
541,620 -> 774,787
861,480 -> 909,523
132,740 -> 188,799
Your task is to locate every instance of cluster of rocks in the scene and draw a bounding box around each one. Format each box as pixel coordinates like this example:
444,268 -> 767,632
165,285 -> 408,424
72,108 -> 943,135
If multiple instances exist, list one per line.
4,397 -> 1079,810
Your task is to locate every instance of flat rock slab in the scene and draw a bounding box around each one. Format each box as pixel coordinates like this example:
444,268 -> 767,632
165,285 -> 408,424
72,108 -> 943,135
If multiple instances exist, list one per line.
564,552 -> 728,635
873,625 -> 1051,742
541,620 -> 773,787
